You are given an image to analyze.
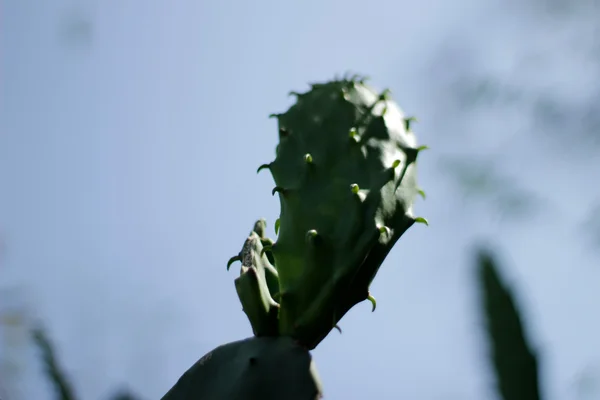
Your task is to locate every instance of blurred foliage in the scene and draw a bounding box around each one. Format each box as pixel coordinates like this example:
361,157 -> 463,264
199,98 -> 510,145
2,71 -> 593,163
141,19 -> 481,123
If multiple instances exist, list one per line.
582,202 -> 600,250
426,0 -> 600,245
58,8 -> 93,50
438,156 -> 543,221
476,248 -> 542,400
31,325 -> 143,400
32,326 -> 77,400
31,247 -> 598,400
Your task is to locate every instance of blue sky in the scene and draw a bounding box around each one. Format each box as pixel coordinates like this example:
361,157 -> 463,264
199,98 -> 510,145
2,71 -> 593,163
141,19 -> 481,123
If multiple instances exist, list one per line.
1,1 -> 600,400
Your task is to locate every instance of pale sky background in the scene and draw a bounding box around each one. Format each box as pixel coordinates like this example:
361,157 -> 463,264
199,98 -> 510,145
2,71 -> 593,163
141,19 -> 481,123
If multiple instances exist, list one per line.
1,1 -> 600,400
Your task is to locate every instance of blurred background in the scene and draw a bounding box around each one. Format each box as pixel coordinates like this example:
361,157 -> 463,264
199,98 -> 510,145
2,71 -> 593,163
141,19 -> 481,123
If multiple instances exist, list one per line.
1,1 -> 599,399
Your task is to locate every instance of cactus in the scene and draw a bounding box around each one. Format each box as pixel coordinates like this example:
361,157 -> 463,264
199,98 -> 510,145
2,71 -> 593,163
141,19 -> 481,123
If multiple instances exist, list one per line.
227,219 -> 281,337
161,337 -> 322,400
234,74 -> 428,349
163,74 -> 427,399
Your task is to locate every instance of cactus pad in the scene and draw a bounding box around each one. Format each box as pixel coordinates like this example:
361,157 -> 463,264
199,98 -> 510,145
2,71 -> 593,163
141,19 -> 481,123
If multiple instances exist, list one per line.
230,74 -> 427,349
161,336 -> 323,400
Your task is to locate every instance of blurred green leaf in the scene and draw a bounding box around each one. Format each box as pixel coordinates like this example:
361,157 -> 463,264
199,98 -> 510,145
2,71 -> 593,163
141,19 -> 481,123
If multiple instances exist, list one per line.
32,326 -> 78,400
476,249 -> 542,400
439,157 -> 541,221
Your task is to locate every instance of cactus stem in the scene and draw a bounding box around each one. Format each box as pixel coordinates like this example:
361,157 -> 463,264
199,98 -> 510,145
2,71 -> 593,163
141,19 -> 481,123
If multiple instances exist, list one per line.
367,293 -> 377,312
226,255 -> 241,271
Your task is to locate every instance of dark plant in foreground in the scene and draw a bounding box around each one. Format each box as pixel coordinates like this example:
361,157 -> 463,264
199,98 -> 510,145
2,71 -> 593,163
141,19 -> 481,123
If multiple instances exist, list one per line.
476,248 -> 542,400
31,325 -> 142,400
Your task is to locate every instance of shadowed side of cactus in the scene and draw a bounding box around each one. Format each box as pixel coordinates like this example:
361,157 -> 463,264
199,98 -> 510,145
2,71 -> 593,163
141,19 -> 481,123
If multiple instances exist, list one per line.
476,249 -> 542,400
161,336 -> 323,400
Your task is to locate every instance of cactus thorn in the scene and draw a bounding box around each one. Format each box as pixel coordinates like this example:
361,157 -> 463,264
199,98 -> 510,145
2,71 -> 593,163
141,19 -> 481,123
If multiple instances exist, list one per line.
334,325 -> 342,334
272,186 -> 286,196
392,159 -> 401,168
414,217 -> 429,226
304,153 -> 313,163
367,293 -> 377,312
288,91 -> 301,97
279,128 -> 289,137
350,183 -> 360,194
226,255 -> 241,271
379,89 -> 392,101
378,225 -> 392,237
305,229 -> 318,242
268,113 -> 281,119
418,188 -> 426,199
417,145 -> 429,152
256,163 -> 271,174
274,218 -> 280,235
404,116 -> 418,131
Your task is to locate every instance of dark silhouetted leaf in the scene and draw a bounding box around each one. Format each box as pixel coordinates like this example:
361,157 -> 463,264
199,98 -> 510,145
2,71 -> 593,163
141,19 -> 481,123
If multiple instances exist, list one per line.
32,326 -> 78,400
476,249 -> 542,400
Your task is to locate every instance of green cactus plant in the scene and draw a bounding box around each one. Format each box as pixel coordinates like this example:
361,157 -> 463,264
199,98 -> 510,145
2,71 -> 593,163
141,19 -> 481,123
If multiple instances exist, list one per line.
163,74 -> 428,399
233,74 -> 428,349
161,336 -> 322,400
